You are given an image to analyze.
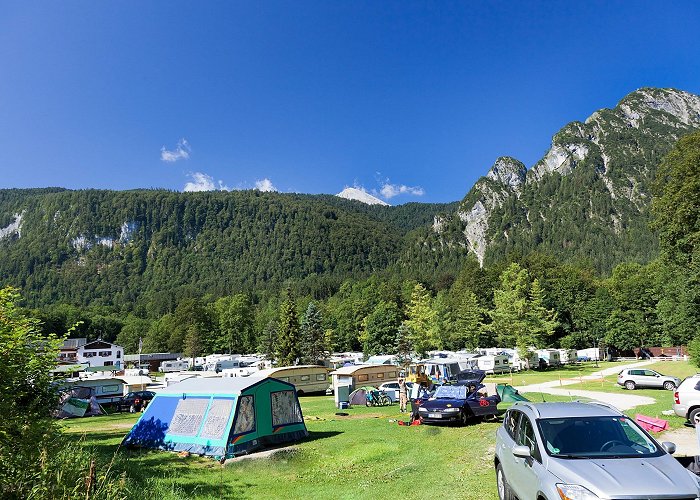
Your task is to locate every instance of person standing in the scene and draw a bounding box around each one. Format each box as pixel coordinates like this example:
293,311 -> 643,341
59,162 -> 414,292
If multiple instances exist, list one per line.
398,376 -> 408,413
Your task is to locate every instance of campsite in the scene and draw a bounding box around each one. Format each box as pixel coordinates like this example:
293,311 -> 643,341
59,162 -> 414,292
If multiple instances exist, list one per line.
61,360 -> 699,499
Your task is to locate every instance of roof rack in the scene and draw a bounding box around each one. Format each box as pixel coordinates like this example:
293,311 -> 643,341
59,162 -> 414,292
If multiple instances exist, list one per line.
578,400 -> 621,414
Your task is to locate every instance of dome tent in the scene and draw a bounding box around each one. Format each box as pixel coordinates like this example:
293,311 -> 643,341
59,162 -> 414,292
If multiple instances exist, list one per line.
123,376 -> 307,459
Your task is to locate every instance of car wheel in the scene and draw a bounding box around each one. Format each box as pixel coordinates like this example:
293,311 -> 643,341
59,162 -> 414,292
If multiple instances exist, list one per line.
129,404 -> 136,413
624,380 -> 636,390
663,381 -> 676,391
460,411 -> 469,426
496,463 -> 511,500
689,408 -> 700,427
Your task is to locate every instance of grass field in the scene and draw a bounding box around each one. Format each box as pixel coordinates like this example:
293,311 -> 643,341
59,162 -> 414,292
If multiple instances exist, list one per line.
62,361 -> 697,499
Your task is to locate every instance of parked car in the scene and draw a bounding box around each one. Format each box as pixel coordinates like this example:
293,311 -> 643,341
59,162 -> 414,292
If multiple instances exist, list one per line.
378,381 -> 415,402
673,374 -> 700,426
418,370 -> 499,425
495,401 -> 698,500
617,368 -> 680,390
116,391 -> 155,412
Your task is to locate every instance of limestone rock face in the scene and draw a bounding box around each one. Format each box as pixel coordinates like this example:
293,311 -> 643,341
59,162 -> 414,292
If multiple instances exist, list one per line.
439,87 -> 700,268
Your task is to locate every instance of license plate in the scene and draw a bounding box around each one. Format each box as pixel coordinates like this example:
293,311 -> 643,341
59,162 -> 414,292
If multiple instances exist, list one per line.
428,413 -> 442,418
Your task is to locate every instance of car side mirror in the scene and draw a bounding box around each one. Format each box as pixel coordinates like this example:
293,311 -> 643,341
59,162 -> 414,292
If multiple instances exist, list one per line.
513,445 -> 531,458
661,441 -> 676,454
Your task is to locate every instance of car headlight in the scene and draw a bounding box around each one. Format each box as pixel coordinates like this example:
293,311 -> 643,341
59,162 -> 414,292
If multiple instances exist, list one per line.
443,407 -> 460,412
556,484 -> 600,500
418,407 -> 428,412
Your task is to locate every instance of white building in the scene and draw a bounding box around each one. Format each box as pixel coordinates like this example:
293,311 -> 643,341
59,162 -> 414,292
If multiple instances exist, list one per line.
76,340 -> 124,368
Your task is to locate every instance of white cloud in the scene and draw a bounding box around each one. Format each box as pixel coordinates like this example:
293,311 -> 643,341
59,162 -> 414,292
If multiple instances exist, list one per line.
379,181 -> 425,199
161,138 -> 191,162
184,172 -> 216,192
254,178 -> 277,192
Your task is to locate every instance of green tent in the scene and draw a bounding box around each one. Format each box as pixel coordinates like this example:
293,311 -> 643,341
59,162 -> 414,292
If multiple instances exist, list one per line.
496,384 -> 530,403
123,376 -> 308,458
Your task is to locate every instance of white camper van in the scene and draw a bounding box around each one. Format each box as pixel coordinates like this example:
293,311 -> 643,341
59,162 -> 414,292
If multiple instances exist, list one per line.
256,365 -> 330,395
160,360 -> 190,373
473,354 -> 511,374
536,349 -> 561,367
557,348 -> 578,364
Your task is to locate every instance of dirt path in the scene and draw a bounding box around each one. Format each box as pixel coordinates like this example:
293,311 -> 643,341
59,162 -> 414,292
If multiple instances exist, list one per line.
514,360 -> 658,411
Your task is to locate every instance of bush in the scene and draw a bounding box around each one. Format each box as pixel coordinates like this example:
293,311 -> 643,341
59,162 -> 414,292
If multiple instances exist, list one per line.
689,337 -> 700,368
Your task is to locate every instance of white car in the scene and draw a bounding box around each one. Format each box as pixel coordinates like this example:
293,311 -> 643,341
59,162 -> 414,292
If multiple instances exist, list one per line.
378,381 -> 415,402
673,374 -> 700,426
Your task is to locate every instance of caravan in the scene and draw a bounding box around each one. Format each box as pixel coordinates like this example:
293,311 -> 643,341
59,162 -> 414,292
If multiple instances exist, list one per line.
256,365 -> 330,395
160,360 -> 190,373
465,354 -> 511,374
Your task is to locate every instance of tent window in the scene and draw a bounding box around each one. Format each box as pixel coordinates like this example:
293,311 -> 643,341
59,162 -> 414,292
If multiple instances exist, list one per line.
200,398 -> 235,440
233,396 -> 256,435
271,391 -> 303,427
358,374 -> 369,382
169,398 -> 209,436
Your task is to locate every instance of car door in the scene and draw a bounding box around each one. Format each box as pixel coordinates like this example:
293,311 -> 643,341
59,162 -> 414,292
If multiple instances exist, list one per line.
497,409 -> 521,488
643,370 -> 663,388
509,413 -> 546,500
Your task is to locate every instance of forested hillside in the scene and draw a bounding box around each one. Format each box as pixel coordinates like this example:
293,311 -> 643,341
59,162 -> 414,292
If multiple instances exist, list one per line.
0,188 -> 455,314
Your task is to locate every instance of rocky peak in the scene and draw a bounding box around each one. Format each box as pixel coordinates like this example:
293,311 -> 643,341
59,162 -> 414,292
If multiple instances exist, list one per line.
618,88 -> 700,127
486,157 -> 527,192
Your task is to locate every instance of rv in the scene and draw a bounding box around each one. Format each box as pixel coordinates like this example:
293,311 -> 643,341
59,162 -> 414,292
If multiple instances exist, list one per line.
557,348 -> 578,364
464,354 -> 511,374
535,349 -> 561,367
256,365 -> 330,395
408,359 -> 462,386
330,364 -> 400,393
160,360 -> 190,372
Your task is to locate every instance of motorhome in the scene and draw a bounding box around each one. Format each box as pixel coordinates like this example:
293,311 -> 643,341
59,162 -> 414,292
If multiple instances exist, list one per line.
256,365 -> 330,395
408,359 -> 462,386
160,360 -> 190,372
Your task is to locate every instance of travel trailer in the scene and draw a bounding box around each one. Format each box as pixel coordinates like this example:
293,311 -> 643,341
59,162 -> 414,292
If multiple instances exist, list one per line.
535,349 -> 561,367
558,348 -> 578,364
256,365 -> 330,395
463,354 -> 511,374
330,364 -> 400,393
160,359 -> 190,372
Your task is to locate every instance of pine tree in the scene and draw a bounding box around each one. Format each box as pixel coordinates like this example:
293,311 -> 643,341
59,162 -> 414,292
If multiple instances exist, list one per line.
300,302 -> 326,365
453,289 -> 484,350
362,300 -> 402,356
276,288 -> 301,366
395,322 -> 413,367
258,319 -> 278,362
404,283 -> 437,358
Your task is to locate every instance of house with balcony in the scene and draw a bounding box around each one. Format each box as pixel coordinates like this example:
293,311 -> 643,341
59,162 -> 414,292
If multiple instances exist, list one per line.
76,340 -> 124,368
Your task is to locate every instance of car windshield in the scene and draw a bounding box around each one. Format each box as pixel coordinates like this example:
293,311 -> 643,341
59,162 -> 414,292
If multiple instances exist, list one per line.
537,416 -> 661,458
433,385 -> 467,399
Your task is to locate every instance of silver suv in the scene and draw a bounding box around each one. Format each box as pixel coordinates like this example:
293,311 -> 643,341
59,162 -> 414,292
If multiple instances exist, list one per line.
617,368 -> 680,390
495,401 -> 700,500
673,374 -> 700,426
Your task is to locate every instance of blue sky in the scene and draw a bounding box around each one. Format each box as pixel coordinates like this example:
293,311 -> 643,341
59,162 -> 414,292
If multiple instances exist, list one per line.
1,1 -> 699,203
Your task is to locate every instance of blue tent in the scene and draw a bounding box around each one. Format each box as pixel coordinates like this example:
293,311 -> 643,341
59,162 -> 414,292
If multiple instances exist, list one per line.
123,376 -> 308,459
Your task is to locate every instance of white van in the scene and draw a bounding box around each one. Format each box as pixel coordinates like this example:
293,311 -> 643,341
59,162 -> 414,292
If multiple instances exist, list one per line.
256,365 -> 330,395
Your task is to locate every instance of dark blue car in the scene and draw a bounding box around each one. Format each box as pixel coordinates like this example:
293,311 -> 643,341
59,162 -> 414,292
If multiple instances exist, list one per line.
417,370 -> 500,425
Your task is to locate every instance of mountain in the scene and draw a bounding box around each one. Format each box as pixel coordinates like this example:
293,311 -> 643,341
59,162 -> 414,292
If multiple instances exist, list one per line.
336,187 -> 390,206
431,87 -> 700,271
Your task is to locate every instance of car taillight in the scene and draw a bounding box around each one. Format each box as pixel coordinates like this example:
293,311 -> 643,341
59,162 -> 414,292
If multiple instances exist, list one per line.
674,392 -> 680,404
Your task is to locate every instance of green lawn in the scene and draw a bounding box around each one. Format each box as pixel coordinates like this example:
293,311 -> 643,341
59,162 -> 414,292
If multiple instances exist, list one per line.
484,361 -> 619,386
63,397 -> 501,499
